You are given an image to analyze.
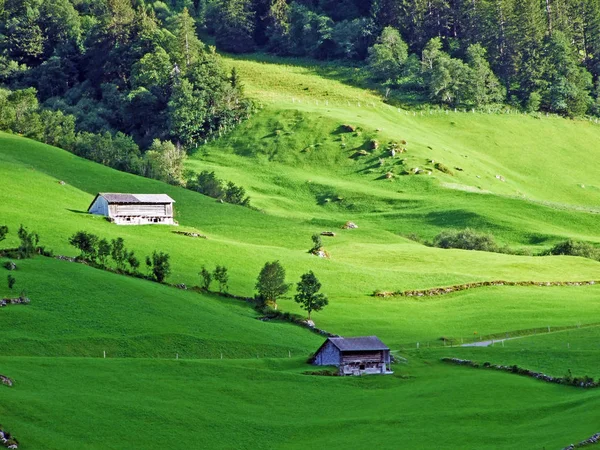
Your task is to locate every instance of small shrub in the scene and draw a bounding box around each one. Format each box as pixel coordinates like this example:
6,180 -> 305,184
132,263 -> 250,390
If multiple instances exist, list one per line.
7,274 -> 16,290
213,265 -> 229,293
310,234 -> 322,254
545,239 -> 600,261
199,265 -> 212,291
433,228 -> 499,252
145,251 -> 171,283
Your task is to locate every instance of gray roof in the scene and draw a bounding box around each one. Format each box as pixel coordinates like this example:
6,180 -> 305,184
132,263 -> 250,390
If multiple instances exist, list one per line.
98,193 -> 175,204
328,336 -> 389,352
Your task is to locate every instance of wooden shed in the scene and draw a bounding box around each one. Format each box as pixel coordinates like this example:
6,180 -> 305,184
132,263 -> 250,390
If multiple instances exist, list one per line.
88,193 -> 176,225
312,336 -> 392,376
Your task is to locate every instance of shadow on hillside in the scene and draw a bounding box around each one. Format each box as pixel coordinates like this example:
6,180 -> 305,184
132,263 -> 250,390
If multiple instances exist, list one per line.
68,209 -> 89,214
224,52 -> 427,107
425,209 -> 502,230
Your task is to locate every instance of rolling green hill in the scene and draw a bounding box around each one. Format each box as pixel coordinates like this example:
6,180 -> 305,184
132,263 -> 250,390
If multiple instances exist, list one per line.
4,53 -> 600,449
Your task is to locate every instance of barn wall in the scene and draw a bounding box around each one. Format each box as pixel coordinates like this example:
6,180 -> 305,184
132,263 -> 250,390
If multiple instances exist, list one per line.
116,204 -> 167,216
341,351 -> 384,363
89,196 -> 109,216
313,341 -> 340,366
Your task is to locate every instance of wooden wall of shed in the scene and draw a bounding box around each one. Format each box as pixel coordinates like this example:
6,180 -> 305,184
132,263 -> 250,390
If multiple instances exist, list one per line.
115,204 -> 168,216
341,351 -> 384,363
89,196 -> 109,216
313,341 -> 341,366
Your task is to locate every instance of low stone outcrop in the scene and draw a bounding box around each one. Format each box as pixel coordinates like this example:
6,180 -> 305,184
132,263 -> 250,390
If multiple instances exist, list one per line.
0,427 -> 18,448
442,358 -> 599,388
374,280 -> 598,298
563,432 -> 600,449
0,297 -> 30,307
0,375 -> 13,387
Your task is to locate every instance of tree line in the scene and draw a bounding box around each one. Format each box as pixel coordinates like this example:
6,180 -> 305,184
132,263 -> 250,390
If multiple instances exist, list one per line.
200,0 -> 600,117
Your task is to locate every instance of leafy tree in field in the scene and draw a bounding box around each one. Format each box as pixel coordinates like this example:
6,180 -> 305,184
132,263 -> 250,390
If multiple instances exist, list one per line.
0,225 -> 8,244
213,265 -> 229,293
189,171 -> 224,198
294,270 -> 328,320
199,265 -> 212,290
69,231 -> 98,261
223,182 -> 250,206
255,260 -> 289,308
146,251 -> 171,283
7,274 -> 15,290
310,234 -> 322,253
111,237 -> 127,271
97,238 -> 111,267
127,251 -> 140,272
368,26 -> 408,82
17,225 -> 39,259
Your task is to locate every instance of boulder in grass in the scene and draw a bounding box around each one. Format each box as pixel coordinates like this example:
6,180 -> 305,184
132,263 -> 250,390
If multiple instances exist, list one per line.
341,124 -> 356,132
320,232 -> 336,237
342,221 -> 358,229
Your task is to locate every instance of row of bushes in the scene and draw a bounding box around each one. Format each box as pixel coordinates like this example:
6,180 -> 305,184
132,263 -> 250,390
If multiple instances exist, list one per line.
442,358 -> 599,388
374,280 -> 598,298
0,225 -> 50,259
411,228 -> 600,261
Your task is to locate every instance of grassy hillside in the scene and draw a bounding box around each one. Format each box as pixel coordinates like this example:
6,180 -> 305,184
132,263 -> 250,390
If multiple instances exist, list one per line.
5,52 -> 600,449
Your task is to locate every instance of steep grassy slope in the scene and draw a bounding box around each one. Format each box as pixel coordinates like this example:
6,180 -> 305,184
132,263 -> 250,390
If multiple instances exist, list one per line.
2,356 -> 600,450
5,53 -> 600,449
3,132 -> 600,347
0,257 -> 320,358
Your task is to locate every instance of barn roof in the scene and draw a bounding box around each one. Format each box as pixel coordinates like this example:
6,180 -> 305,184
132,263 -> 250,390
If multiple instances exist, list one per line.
90,192 -> 175,205
327,336 -> 389,352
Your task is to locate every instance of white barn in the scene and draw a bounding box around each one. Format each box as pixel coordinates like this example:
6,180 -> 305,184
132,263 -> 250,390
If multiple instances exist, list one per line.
88,193 -> 176,225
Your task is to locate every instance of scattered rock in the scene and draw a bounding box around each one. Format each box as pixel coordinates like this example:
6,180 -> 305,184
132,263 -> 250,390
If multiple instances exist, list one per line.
0,375 -> 14,387
2,261 -> 16,271
56,255 -> 76,262
0,427 -> 18,449
455,167 -> 464,171
58,180 -> 66,185
176,283 -> 187,290
341,124 -> 356,132
305,320 -> 315,328
351,150 -> 368,158
172,231 -> 207,239
0,297 -> 30,307
385,172 -> 394,179
320,232 -> 336,237
374,279 -> 600,298
313,250 -> 328,258
342,221 -> 358,229
495,174 -> 506,182
369,139 -> 380,150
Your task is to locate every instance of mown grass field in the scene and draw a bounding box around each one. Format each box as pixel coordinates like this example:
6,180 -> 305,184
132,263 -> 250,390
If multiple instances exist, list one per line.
3,52 -> 600,449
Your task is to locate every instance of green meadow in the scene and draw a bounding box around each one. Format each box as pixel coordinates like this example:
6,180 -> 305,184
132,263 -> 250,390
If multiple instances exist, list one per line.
4,53 -> 600,449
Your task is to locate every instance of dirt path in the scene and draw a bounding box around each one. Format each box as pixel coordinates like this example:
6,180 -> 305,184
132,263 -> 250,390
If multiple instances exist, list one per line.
461,323 -> 600,347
